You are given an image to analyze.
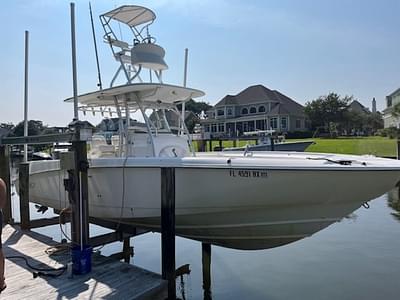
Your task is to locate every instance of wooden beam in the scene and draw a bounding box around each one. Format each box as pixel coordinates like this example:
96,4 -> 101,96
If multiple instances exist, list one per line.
1,132 -> 75,145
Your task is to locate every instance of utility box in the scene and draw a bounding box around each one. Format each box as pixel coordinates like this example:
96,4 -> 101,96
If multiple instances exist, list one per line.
60,151 -> 75,170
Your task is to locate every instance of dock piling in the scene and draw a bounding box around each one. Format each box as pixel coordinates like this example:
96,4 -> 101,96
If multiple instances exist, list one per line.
18,162 -> 30,230
161,167 -> 176,300
202,243 -> 212,300
0,145 -> 12,224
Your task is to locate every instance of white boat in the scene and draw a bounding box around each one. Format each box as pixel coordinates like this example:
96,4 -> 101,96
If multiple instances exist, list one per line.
22,5 -> 400,250
222,130 -> 314,152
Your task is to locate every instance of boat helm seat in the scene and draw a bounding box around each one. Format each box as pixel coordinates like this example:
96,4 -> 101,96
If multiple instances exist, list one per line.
131,43 -> 168,71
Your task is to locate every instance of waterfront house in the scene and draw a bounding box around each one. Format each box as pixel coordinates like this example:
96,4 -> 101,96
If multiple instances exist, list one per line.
383,88 -> 400,128
201,84 -> 308,138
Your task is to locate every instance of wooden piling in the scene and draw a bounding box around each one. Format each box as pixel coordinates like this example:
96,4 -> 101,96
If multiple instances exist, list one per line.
18,162 -> 31,230
69,140 -> 90,248
202,243 -> 212,300
161,167 -> 176,300
0,145 -> 12,223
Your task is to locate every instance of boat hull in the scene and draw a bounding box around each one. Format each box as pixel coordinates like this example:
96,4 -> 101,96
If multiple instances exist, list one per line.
25,156 -> 400,250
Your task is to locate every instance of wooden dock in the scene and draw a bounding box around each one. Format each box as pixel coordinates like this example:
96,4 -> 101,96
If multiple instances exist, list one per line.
1,225 -> 166,299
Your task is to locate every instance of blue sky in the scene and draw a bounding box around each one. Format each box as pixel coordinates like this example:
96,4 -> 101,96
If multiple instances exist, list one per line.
1,0 -> 399,126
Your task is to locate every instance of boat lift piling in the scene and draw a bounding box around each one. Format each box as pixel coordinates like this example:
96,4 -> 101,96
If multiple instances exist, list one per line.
202,243 -> 212,300
0,145 -> 12,223
161,167 -> 176,300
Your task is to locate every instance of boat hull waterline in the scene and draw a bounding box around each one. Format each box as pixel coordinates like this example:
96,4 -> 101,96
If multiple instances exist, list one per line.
24,153 -> 400,250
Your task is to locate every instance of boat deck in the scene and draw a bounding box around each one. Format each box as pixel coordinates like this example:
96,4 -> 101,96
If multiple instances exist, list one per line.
1,225 -> 165,299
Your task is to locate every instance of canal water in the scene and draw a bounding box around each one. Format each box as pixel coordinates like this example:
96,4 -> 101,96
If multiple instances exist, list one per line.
10,183 -> 400,300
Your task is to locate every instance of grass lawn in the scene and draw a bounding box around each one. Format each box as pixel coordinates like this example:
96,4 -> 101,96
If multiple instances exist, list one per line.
299,137 -> 397,157
196,137 -> 398,157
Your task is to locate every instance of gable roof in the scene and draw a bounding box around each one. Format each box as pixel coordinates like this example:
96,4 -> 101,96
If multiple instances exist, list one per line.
388,87 -> 400,98
348,100 -> 370,114
215,84 -> 305,115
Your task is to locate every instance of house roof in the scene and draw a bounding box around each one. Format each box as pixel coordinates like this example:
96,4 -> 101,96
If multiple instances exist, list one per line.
215,84 -> 304,116
388,87 -> 400,98
348,100 -> 370,114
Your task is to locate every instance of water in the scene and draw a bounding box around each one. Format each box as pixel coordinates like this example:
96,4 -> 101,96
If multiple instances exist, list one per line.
10,184 -> 400,300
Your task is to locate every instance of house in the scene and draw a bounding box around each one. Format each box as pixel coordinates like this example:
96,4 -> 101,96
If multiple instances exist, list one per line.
383,88 -> 400,128
201,84 -> 308,138
347,100 -> 371,115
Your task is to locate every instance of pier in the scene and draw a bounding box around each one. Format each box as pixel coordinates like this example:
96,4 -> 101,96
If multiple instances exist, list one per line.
1,224 -> 165,299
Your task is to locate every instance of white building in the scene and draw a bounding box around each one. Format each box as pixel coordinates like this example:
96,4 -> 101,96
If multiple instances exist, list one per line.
383,88 -> 400,128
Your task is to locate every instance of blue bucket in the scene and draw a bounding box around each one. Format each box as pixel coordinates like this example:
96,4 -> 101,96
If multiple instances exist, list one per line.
71,245 -> 92,275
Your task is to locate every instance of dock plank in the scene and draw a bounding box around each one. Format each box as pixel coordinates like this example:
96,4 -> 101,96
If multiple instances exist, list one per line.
1,225 -> 166,299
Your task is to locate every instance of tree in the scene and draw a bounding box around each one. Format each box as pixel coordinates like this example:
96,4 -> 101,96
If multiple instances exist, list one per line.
176,99 -> 212,117
10,120 -> 45,137
305,93 -> 353,136
176,99 -> 212,133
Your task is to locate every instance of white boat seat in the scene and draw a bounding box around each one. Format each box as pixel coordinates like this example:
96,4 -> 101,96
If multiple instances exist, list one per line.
106,37 -> 130,50
114,51 -> 131,64
131,43 -> 168,71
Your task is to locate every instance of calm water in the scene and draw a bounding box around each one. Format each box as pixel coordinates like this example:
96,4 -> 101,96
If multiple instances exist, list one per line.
10,183 -> 400,300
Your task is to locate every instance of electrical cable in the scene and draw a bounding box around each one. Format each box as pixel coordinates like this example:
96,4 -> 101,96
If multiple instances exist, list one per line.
6,256 -> 67,278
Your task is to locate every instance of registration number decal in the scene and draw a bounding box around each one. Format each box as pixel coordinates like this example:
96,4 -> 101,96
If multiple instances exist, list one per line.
229,169 -> 268,178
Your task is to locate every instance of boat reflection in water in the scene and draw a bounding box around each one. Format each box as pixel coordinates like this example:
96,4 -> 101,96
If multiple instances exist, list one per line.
387,188 -> 400,221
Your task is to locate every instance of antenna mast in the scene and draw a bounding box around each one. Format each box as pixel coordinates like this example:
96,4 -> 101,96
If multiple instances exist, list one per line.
89,2 -> 103,90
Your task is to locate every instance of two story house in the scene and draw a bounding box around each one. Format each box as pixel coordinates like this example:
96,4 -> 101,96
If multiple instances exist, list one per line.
383,88 -> 400,128
201,84 -> 308,138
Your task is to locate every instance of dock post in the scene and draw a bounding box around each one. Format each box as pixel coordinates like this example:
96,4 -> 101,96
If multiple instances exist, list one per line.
122,237 -> 131,263
18,162 -> 31,230
0,145 -> 12,224
161,167 -> 176,300
70,140 -> 90,248
202,243 -> 212,300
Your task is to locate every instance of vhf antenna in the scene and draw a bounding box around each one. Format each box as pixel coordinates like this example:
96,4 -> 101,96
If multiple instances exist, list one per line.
89,2 -> 103,90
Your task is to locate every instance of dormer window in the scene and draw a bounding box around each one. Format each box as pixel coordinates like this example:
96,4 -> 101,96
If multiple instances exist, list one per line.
241,108 -> 248,115
250,107 -> 256,114
258,106 -> 266,113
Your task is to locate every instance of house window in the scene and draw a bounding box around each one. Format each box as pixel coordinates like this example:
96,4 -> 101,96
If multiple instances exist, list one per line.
217,109 -> 224,116
387,96 -> 392,107
218,123 -> 225,132
270,117 -> 277,129
241,108 -> 248,115
258,106 -> 266,113
256,120 -> 265,130
281,117 -> 287,130
227,108 -> 233,116
250,107 -> 257,114
296,119 -> 302,129
247,121 -> 254,131
211,124 -> 217,132
204,124 -> 210,132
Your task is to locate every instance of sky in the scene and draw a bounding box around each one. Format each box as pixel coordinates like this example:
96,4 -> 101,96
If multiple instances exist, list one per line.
1,0 -> 399,126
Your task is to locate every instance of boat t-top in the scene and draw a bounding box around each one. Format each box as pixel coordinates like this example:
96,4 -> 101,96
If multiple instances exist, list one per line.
24,5 -> 400,250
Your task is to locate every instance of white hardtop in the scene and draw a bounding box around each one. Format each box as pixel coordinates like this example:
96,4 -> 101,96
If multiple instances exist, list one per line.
101,5 -> 156,27
64,83 -> 205,108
